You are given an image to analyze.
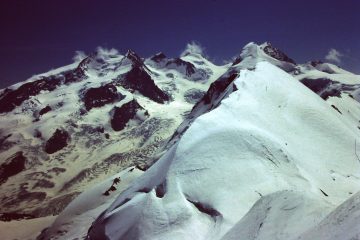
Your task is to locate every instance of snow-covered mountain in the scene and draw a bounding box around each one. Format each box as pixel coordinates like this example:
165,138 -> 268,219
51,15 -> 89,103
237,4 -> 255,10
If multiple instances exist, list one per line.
0,46 -> 228,222
2,42 -> 360,240
72,42 -> 360,240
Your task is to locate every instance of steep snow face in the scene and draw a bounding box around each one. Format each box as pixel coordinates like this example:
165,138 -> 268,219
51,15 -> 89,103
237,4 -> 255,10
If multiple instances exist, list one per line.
220,190 -> 360,240
296,191 -> 360,240
2,42 -> 360,240
294,62 -> 360,134
0,47 -> 228,219
87,61 -> 360,240
220,191 -> 332,240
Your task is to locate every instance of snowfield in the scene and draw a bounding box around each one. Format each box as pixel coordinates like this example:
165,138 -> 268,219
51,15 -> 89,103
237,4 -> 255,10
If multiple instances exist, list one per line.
0,45 -> 227,221
85,56 -> 360,239
2,42 -> 360,240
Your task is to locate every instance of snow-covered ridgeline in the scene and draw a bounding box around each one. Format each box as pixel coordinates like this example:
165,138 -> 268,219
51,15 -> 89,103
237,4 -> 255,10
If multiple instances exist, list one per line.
86,60 -> 360,240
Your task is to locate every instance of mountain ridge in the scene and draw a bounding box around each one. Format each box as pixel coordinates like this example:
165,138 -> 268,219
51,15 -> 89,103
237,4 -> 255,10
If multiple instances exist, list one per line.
0,46 -> 228,221
83,43 -> 360,240
1,42 -> 360,240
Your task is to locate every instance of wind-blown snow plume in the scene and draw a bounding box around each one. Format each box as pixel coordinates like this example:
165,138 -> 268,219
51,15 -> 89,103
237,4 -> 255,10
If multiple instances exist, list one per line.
325,48 -> 343,64
95,46 -> 119,56
181,41 -> 206,57
72,50 -> 87,62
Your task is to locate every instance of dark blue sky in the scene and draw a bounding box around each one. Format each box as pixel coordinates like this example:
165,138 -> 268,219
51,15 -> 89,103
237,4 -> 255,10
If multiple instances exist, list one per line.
0,0 -> 359,88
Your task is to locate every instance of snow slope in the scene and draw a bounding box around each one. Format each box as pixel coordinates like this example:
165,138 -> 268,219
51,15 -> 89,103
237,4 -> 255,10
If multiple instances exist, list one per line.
86,57 -> 360,240
297,191 -> 360,240
0,45 -> 227,221
2,41 -> 360,240
38,166 -> 144,240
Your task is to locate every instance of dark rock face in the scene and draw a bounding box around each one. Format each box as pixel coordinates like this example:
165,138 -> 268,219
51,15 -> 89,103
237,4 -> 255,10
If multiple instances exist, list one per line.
39,106 -> 52,116
62,56 -> 90,84
48,167 -> 66,175
186,199 -> 221,218
155,181 -> 166,198
118,66 -> 170,104
310,60 -> 324,67
83,84 -> 125,111
232,56 -> 243,66
0,58 -> 90,114
150,52 -> 167,63
203,72 -> 239,104
0,152 -> 26,184
0,78 -> 62,114
165,58 -> 196,76
126,50 -> 144,67
44,129 -> 70,154
111,100 -> 148,131
116,50 -> 170,103
300,78 -> 360,102
0,212 -> 35,221
33,179 -> 55,189
300,78 -> 341,100
0,133 -> 12,150
150,52 -> 208,81
263,43 -> 296,64
63,69 -> 85,84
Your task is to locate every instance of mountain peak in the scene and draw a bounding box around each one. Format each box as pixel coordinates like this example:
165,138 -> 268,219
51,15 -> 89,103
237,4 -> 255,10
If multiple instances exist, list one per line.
180,41 -> 205,58
310,60 -> 324,67
150,52 -> 167,62
260,42 -> 296,64
259,41 -> 273,48
125,49 -> 138,56
5,43 -> 360,240
125,49 -> 144,67
86,60 -> 360,240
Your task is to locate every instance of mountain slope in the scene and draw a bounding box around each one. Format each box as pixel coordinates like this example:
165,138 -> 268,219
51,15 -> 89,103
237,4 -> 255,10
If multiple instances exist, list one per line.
0,46 -> 228,220
85,46 -> 360,240
2,42 -> 360,240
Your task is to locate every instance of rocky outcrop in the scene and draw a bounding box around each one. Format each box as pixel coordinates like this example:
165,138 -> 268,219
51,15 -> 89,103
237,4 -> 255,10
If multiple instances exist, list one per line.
232,56 -> 243,66
118,66 -> 169,104
299,78 -> 360,100
83,84 -> 125,111
165,58 -> 196,76
124,50 -> 145,68
310,60 -> 324,67
0,58 -> 91,114
0,152 -> 26,184
263,43 -> 296,64
44,129 -> 70,154
203,72 -> 238,104
111,100 -> 148,131
39,106 -> 52,116
0,77 -> 62,114
150,52 -> 167,63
